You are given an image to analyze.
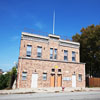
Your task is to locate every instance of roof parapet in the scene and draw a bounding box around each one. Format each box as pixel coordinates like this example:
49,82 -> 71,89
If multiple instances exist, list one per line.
22,32 -> 49,39
22,32 -> 80,46
48,34 -> 60,39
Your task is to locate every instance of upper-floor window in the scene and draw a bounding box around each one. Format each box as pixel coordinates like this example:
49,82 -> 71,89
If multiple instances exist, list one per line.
54,49 -> 57,59
64,50 -> 68,61
50,48 -> 53,59
37,46 -> 42,58
72,51 -> 76,61
26,45 -> 32,57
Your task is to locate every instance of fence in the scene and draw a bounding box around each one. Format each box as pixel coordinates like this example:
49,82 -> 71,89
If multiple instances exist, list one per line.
86,77 -> 100,87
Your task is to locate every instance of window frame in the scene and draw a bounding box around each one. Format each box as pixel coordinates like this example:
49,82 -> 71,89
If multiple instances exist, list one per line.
43,73 -> 47,80
64,50 -> 68,61
54,49 -> 57,59
26,45 -> 32,57
50,48 -> 53,59
22,72 -> 27,80
78,74 -> 82,82
37,46 -> 42,58
72,51 -> 76,62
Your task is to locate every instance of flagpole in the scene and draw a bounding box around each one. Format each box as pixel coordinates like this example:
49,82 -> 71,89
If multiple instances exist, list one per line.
53,11 -> 55,35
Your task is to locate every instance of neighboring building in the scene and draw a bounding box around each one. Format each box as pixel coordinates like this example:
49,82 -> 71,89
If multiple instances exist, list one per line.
0,69 -> 3,75
17,32 -> 85,88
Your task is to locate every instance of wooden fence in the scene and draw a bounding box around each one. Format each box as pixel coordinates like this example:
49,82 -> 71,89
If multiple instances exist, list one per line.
86,77 -> 100,87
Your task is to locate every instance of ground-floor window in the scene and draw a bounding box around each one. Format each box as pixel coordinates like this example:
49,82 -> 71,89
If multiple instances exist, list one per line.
22,72 -> 27,80
78,74 -> 82,81
43,73 -> 47,80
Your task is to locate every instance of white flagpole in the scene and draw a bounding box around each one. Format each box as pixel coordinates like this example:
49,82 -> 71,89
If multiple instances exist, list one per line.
53,11 -> 55,35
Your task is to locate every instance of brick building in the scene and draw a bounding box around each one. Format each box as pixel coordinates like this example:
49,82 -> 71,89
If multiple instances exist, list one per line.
17,32 -> 85,88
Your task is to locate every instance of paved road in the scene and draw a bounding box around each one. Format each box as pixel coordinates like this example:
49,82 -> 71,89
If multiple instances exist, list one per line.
0,91 -> 100,100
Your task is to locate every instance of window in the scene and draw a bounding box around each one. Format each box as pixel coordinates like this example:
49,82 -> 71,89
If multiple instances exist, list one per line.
43,73 -> 47,80
26,45 -> 32,57
22,72 -> 27,80
78,74 -> 82,81
51,69 -> 55,72
58,69 -> 61,72
72,51 -> 76,61
50,48 -> 53,59
64,50 -> 68,61
37,46 -> 42,58
54,49 -> 57,59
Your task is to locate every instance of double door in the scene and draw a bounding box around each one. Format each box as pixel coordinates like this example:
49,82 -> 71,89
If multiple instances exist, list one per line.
50,74 -> 62,87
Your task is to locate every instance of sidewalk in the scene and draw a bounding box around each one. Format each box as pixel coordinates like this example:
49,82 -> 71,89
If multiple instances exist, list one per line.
0,87 -> 100,94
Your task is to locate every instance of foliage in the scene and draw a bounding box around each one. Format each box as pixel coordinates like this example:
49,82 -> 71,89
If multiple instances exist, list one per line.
72,24 -> 100,77
0,67 -> 17,90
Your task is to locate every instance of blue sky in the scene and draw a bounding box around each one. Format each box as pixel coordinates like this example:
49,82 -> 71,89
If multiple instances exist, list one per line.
0,0 -> 100,71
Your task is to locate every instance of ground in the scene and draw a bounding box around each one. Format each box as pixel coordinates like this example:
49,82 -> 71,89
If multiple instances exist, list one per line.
0,91 -> 100,100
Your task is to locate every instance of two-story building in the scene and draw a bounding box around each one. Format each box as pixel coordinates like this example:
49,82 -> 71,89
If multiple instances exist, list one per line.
17,32 -> 85,88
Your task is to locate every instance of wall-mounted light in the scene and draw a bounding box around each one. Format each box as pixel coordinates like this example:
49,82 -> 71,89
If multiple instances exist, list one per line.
35,69 -> 36,72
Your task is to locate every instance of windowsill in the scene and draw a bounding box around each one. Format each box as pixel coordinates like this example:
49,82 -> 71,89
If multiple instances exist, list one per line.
43,80 -> 47,81
37,57 -> 42,59
72,61 -> 76,62
50,59 -> 57,60
26,56 -> 31,58
64,60 -> 68,62
22,79 -> 27,81
79,80 -> 82,82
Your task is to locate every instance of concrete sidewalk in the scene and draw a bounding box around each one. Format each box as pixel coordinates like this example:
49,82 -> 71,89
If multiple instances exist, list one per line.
0,87 -> 100,94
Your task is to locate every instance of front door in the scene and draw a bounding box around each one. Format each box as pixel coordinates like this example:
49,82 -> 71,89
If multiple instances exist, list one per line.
72,74 -> 76,88
50,74 -> 55,87
31,74 -> 38,88
57,74 -> 62,87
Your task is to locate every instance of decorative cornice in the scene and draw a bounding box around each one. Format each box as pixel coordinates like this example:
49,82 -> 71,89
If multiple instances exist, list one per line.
21,32 -> 80,48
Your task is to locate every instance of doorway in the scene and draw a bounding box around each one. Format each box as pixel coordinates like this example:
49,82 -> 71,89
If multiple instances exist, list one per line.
31,73 -> 38,88
50,74 -> 55,87
57,74 -> 62,87
72,74 -> 76,88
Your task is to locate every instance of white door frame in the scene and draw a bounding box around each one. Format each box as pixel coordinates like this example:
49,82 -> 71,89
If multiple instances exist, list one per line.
31,73 -> 38,88
72,74 -> 76,88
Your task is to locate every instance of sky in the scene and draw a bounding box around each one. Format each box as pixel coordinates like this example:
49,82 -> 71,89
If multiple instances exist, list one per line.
0,0 -> 100,71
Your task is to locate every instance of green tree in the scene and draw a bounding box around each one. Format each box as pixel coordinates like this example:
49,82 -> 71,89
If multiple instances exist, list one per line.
0,66 -> 17,90
0,72 -> 11,89
72,24 -> 100,77
10,67 -> 17,88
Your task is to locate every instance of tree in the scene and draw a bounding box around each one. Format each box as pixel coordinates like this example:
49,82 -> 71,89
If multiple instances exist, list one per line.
72,24 -> 100,77
10,67 -> 17,88
0,67 -> 17,90
0,72 -> 11,89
